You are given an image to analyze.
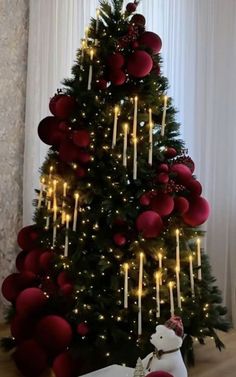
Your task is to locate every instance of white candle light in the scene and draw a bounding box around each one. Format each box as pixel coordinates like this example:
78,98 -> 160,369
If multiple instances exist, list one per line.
138,252 -> 144,336
169,281 -> 175,316
133,137 -> 138,180
87,49 -> 94,91
112,106 -> 119,148
123,123 -> 128,167
49,166 -> 53,183
176,229 -> 180,270
124,263 -> 129,309
64,215 -> 70,257
73,193 -> 79,231
46,188 -> 52,229
189,255 -> 195,297
81,39 -> 86,60
53,180 -> 57,209
52,205 -> 57,248
161,95 -> 168,136
176,266 -> 182,309
37,177 -> 45,209
158,252 -> 163,285
148,108 -> 153,165
133,96 -> 138,140
197,238 -> 202,280
156,272 -> 161,318
62,182 -> 67,225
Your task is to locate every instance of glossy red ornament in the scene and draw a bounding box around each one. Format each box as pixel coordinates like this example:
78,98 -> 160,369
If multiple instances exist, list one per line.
107,53 -> 125,69
16,288 -> 47,316
136,211 -> 163,238
39,251 -> 55,272
38,116 -> 69,146
110,69 -> 126,86
17,225 -> 39,250
131,14 -> 146,26
126,2 -> 137,13
146,372 -> 174,377
157,163 -> 169,173
72,130 -> 90,148
150,193 -> 174,217
127,50 -> 153,78
140,32 -> 162,54
13,339 -> 48,377
157,172 -> 169,184
77,322 -> 89,336
186,179 -> 202,196
59,140 -> 81,162
49,94 -> 76,120
139,193 -> 151,206
23,249 -> 43,274
171,163 -> 192,184
36,315 -> 73,354
113,233 -> 126,246
174,196 -> 190,215
1,273 -> 22,302
16,250 -> 27,272
183,196 -> 210,227
164,147 -> 177,159
52,351 -> 78,377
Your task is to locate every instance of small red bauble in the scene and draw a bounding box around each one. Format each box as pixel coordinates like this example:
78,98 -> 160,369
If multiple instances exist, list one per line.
150,193 -> 174,217
127,50 -> 153,78
157,163 -> 169,173
140,32 -> 162,54
107,53 -> 125,69
16,288 -> 47,316
139,193 -> 151,206
164,147 -> 177,159
39,251 -> 55,272
23,249 -> 43,274
72,130 -> 90,148
49,94 -> 76,120
77,322 -> 89,336
131,14 -> 146,26
186,179 -> 202,196
136,211 -> 163,238
157,172 -> 169,184
52,351 -> 78,377
96,79 -> 108,90
174,196 -> 190,215
41,277 -> 58,296
1,273 -> 22,302
171,163 -> 192,184
60,284 -> 74,296
113,233 -> 127,246
13,339 -> 48,377
36,315 -> 73,354
75,166 -> 86,178
38,116 -> 69,146
126,2 -> 137,13
16,250 -> 27,272
19,271 -> 38,289
131,40 -> 139,49
59,140 -> 81,163
183,196 -> 210,227
57,271 -> 73,287
110,69 -> 126,86
146,372 -> 174,377
17,225 -> 39,250
77,150 -> 91,164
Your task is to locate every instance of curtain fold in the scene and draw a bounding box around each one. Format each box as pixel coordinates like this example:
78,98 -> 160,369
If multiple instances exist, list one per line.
24,0 -> 236,325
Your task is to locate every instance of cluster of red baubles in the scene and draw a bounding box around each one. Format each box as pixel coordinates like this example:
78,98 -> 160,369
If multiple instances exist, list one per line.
38,94 -> 90,177
1,225 -> 88,377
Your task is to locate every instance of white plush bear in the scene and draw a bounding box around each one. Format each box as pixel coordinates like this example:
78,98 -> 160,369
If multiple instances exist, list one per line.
142,317 -> 188,377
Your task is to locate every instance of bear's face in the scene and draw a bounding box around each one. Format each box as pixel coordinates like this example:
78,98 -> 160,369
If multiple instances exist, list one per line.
150,325 -> 183,351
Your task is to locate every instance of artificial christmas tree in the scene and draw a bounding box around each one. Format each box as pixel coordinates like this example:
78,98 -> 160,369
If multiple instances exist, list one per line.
1,1 -> 230,376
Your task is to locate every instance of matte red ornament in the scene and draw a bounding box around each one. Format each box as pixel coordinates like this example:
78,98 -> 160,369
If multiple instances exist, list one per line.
77,322 -> 89,336
41,277 -> 58,296
131,40 -> 139,49
131,14 -> 146,26
174,196 -> 190,215
36,315 -> 73,354
126,2 -> 137,13
59,140 -> 81,163
171,163 -> 192,184
39,251 -> 55,272
186,179 -> 202,196
183,196 -> 210,227
49,95 -> 76,120
60,284 -> 74,296
77,150 -> 91,164
127,50 -> 153,78
96,79 -> 108,90
38,116 -> 69,146
16,288 -> 47,316
75,166 -> 86,178
136,211 -> 163,238
150,193 -> 174,217
110,69 -> 126,86
52,351 -> 78,377
16,250 -> 27,272
1,273 -> 22,302
72,130 -> 90,148
17,225 -> 39,250
139,193 -> 151,206
157,163 -> 169,173
57,271 -> 73,287
113,233 -> 126,246
11,315 -> 36,343
140,32 -> 162,54
13,339 -> 48,377
164,147 -> 177,159
19,271 -> 38,289
107,53 -> 125,69
23,249 -> 43,274
157,172 -> 169,184
146,372 -> 174,377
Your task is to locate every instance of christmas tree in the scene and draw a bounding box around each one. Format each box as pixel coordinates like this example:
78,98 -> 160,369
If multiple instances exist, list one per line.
1,1 -> 230,376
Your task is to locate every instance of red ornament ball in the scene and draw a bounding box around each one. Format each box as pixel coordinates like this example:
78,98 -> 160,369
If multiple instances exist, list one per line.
23,248 -> 43,274
183,196 -> 210,227
171,163 -> 192,184
150,193 -> 174,217
77,150 -> 91,164
36,315 -> 73,354
146,372 -> 174,377
1,273 -> 22,302
110,69 -> 126,86
59,140 -> 81,163
158,163 -> 169,173
11,315 -> 36,343
13,339 -> 47,377
107,53 -> 125,69
136,211 -> 163,238
157,172 -> 169,184
113,233 -> 126,246
77,322 -> 89,336
164,147 -> 177,159
186,179 -> 202,196
57,271 -> 73,287
96,79 -> 108,90
16,288 -> 47,316
127,50 -> 153,78
49,94 -> 76,120
72,130 -> 90,148
16,250 -> 27,272
38,116 -> 69,146
131,14 -> 146,26
39,251 -> 55,272
140,32 -> 162,54
52,351 -> 78,377
60,284 -> 74,296
126,2 -> 137,13
17,225 -> 39,250
19,271 -> 38,289
75,166 -> 86,178
139,193 -> 151,206
174,196 -> 190,215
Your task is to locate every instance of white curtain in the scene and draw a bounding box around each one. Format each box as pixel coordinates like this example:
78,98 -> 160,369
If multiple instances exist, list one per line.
24,0 -> 236,325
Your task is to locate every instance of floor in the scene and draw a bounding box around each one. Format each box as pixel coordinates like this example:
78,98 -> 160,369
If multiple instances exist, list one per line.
0,325 -> 235,377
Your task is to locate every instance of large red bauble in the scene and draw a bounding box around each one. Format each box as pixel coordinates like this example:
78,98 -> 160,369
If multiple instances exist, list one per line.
113,233 -> 126,246
171,163 -> 192,184
146,372 -> 174,377
59,140 -> 81,162
23,249 -> 43,274
77,322 -> 89,336
52,352 -> 78,377
16,288 -> 47,316
57,271 -> 73,287
164,147 -> 177,159
150,193 -> 174,217
1,273 -> 22,302
49,95 -> 76,120
13,339 -> 47,377
127,51 -> 153,78
39,251 -> 55,272
186,179 -> 202,196
107,53 -> 125,69
131,14 -> 146,26
36,315 -> 72,354
38,116 -> 69,146
110,69 -> 126,86
11,315 -> 36,343
183,196 -> 210,227
16,250 -> 27,272
174,196 -> 189,215
126,2 -> 137,13
17,225 -> 39,250
136,211 -> 163,238
140,32 -> 162,54
19,271 -> 38,288
72,130 -> 90,148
